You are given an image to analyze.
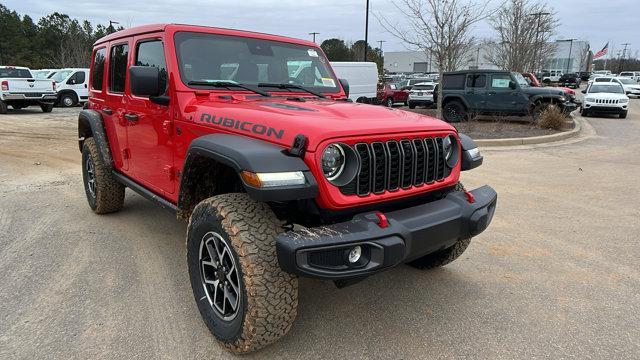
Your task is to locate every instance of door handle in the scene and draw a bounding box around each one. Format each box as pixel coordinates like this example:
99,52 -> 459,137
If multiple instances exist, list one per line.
103,108 -> 113,115
124,113 -> 139,122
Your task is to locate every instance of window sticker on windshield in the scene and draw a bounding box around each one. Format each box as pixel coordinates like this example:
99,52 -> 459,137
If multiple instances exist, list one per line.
321,78 -> 335,87
308,49 -> 319,57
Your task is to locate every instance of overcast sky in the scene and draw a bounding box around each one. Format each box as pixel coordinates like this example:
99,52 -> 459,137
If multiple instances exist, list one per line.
5,0 -> 639,57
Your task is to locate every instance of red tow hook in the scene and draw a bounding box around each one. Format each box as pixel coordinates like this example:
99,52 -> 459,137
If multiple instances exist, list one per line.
374,211 -> 389,228
464,191 -> 476,204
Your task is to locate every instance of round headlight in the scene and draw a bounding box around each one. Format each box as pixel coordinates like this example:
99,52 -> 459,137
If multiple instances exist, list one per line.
443,135 -> 459,168
322,144 -> 345,181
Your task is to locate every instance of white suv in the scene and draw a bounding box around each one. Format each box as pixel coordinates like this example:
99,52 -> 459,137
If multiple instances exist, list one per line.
616,77 -> 640,98
580,82 -> 629,118
407,82 -> 436,109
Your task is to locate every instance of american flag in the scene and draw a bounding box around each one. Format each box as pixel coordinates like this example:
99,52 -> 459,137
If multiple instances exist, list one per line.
593,42 -> 609,59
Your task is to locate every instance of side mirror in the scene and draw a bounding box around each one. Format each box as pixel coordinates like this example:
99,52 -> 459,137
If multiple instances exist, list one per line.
339,78 -> 350,98
130,66 -> 160,97
581,89 -> 586,94
508,81 -> 517,90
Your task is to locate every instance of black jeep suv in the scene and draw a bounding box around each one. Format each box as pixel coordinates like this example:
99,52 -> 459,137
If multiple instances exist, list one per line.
440,70 -> 577,123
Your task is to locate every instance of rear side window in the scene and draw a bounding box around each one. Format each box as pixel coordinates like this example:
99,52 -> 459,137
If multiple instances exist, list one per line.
442,74 -> 465,90
466,74 -> 486,88
109,43 -> 129,93
135,40 -> 168,93
91,48 -> 106,90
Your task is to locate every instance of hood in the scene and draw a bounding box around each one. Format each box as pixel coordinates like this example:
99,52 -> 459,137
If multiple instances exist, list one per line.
185,95 -> 455,151
586,93 -> 628,100
521,86 -> 565,97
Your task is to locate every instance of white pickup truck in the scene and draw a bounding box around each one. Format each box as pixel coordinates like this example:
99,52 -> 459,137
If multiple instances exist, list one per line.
0,66 -> 57,114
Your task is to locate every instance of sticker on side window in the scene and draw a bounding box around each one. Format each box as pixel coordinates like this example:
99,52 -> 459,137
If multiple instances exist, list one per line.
321,78 -> 335,87
308,49 -> 319,57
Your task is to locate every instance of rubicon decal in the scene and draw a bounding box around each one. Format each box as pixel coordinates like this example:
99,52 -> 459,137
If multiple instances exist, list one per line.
199,113 -> 284,139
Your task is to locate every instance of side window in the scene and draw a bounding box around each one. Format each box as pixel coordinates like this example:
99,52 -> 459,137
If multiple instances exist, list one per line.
91,48 -> 106,90
466,74 -> 486,88
490,74 -> 512,89
443,74 -> 465,90
76,71 -> 86,84
109,43 -> 129,93
135,40 -> 167,93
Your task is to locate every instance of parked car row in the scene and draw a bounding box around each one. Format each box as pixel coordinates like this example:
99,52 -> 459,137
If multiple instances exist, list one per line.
0,65 -> 90,112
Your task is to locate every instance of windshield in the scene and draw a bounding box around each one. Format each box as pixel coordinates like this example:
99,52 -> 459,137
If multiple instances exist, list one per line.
32,70 -> 50,79
0,67 -> 32,78
50,70 -> 73,83
174,32 -> 340,93
513,73 -> 529,87
589,84 -> 624,94
618,78 -> 636,84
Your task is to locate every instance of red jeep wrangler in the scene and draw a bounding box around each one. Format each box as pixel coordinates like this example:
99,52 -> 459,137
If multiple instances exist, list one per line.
78,24 -> 496,354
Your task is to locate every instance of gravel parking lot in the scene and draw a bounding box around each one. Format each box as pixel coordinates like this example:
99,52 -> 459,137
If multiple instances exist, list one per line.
1,101 -> 639,359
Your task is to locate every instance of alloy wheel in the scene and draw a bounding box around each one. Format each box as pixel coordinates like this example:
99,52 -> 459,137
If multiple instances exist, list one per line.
85,157 -> 96,198
199,231 -> 242,321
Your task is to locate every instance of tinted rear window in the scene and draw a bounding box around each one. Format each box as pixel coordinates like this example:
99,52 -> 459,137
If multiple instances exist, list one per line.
91,48 -> 106,90
0,68 -> 32,78
109,43 -> 129,93
413,84 -> 434,90
443,74 -> 465,90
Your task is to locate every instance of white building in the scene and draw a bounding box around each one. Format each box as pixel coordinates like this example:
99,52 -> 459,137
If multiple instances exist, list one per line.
542,40 -> 591,73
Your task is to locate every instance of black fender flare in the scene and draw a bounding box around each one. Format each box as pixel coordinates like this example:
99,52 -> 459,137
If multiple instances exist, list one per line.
180,134 -> 318,203
77,109 -> 113,170
459,133 -> 483,171
442,95 -> 469,109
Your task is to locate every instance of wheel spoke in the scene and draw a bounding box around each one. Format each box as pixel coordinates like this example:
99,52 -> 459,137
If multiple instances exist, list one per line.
205,241 -> 217,262
225,286 -> 238,311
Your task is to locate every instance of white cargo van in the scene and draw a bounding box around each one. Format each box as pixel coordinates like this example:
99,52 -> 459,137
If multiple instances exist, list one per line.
330,62 -> 378,103
49,68 -> 89,107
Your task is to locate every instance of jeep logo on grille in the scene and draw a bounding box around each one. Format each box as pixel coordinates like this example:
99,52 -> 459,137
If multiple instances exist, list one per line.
199,113 -> 284,139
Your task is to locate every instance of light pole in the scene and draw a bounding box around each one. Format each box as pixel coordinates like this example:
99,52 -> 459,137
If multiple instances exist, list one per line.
557,38 -> 577,73
364,0 -> 370,61
108,20 -> 120,34
309,32 -> 320,43
618,43 -> 630,73
529,12 -> 550,72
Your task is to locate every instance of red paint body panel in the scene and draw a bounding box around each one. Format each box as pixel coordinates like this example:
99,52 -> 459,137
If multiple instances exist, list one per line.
89,24 -> 461,210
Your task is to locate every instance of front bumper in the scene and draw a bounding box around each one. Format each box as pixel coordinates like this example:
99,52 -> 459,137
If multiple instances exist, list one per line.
276,185 -> 497,280
583,103 -> 628,113
562,101 -> 578,114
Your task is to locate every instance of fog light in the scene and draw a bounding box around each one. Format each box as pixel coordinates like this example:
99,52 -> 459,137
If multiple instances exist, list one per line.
347,246 -> 362,264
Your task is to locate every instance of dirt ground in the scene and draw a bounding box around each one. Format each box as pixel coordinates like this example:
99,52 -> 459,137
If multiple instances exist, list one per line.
1,102 -> 640,359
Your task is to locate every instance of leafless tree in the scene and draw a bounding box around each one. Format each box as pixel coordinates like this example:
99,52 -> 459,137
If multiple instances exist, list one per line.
576,42 -> 590,73
484,0 -> 558,73
376,0 -> 496,118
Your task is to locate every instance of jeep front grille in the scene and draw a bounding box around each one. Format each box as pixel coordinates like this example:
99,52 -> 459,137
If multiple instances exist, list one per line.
340,137 -> 450,196
595,99 -> 619,104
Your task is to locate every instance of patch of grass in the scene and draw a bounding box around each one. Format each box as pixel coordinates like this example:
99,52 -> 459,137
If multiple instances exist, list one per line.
537,105 -> 566,130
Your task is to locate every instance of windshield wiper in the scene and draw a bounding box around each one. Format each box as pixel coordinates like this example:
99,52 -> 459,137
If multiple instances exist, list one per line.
187,80 -> 271,97
257,83 -> 326,98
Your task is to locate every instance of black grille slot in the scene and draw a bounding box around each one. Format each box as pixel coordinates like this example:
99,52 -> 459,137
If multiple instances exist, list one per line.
355,143 -> 371,196
339,136 -> 449,196
400,140 -> 414,188
371,142 -> 387,194
308,249 -> 345,269
435,137 -> 445,180
413,139 -> 426,185
424,138 -> 436,183
386,141 -> 401,191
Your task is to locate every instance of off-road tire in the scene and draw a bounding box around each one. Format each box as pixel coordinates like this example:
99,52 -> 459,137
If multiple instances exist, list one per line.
60,93 -> 78,107
187,193 -> 298,354
531,102 -> 550,120
81,137 -> 125,214
408,182 -> 472,270
620,111 -> 627,119
443,100 -> 467,123
408,102 -> 416,109
0,100 -> 7,114
40,103 -> 54,113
